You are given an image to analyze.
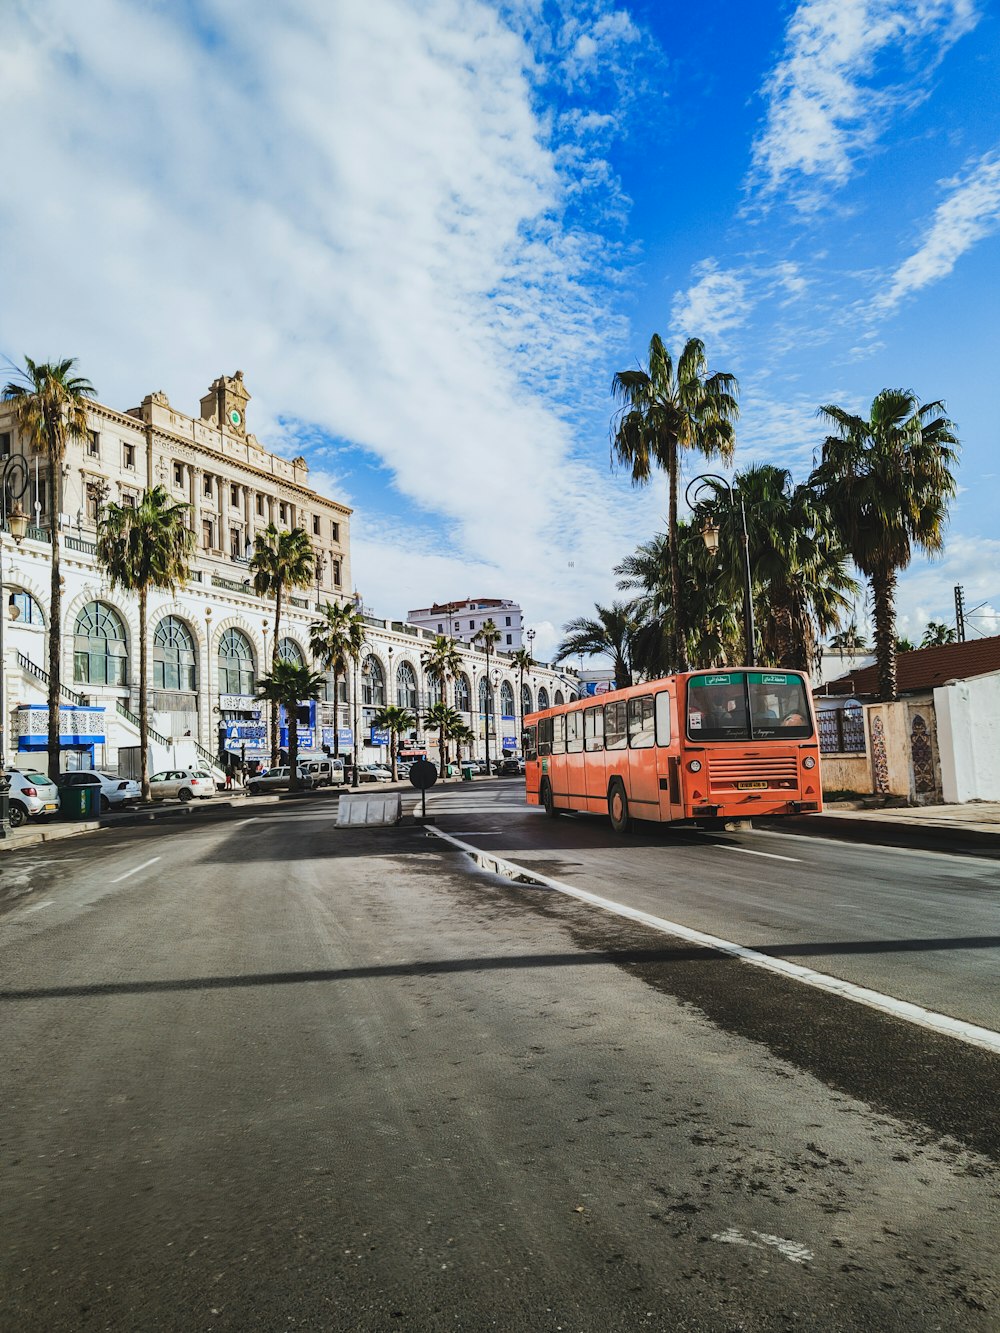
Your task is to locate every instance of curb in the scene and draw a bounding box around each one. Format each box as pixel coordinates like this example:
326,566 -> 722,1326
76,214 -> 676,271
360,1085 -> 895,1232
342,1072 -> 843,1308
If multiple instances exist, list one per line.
759,813 -> 1000,859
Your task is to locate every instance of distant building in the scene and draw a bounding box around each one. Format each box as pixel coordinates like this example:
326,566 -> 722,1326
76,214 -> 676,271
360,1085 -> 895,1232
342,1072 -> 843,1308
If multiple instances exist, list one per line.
406,597 -> 524,651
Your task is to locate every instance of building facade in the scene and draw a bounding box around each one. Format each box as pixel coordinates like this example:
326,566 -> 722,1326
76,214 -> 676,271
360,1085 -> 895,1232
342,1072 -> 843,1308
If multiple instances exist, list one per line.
406,597 -> 524,651
1,372 -> 575,773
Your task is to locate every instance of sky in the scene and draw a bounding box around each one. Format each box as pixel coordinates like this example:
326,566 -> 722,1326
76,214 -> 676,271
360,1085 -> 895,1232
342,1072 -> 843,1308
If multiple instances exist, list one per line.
2,0 -> 999,661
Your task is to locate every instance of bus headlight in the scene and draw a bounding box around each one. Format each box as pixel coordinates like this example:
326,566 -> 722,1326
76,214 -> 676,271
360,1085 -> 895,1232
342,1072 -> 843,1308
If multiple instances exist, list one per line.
688,759 -> 702,772
802,756 -> 816,769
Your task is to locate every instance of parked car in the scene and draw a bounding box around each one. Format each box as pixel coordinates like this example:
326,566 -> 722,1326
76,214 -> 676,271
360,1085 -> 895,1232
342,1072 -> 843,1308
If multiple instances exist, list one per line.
359,764 -> 392,783
4,767 -> 61,827
57,769 -> 141,811
246,766 -> 315,795
300,758 -> 345,787
498,756 -> 525,776
149,768 -> 217,802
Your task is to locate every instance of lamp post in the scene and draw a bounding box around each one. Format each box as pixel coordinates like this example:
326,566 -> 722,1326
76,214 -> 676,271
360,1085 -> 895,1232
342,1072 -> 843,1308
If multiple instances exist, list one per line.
1,456 -> 31,780
491,666 -> 501,767
314,550 -> 326,612
685,473 -> 756,668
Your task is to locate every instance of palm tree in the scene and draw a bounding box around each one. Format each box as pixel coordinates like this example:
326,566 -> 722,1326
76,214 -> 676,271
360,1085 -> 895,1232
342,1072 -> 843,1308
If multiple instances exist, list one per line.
811,389 -> 959,700
451,722 -> 475,767
554,602 -> 639,690
373,704 -> 415,780
2,358 -> 96,779
921,621 -> 957,647
251,524 -> 315,762
471,618 -> 501,769
309,600 -> 366,757
255,661 -> 326,790
96,487 -> 196,800
511,646 -> 533,738
828,624 -> 870,654
423,702 -> 463,777
421,634 -> 463,712
611,335 -> 739,672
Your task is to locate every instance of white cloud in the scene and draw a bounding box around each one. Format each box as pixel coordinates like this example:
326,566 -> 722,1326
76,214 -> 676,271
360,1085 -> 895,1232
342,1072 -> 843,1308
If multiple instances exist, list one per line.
747,0 -> 979,210
874,148 -> 1000,313
670,261 -> 751,345
0,0 -> 652,632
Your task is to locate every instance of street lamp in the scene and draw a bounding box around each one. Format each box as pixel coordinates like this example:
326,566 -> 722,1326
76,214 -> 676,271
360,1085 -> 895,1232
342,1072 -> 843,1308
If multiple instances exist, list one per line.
685,473 -> 756,668
491,666 -> 501,764
1,455 -> 30,779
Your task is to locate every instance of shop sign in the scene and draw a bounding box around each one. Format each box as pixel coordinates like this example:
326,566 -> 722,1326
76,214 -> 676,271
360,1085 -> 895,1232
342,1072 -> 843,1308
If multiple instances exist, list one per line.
219,694 -> 259,713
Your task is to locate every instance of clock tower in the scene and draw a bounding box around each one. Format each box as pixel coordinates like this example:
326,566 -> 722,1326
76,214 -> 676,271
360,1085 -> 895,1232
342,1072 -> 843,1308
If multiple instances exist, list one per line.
200,370 -> 251,435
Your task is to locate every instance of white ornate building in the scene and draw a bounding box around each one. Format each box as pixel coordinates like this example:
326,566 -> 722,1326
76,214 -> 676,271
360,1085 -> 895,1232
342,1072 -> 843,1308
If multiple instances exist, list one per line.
0,372 -> 576,773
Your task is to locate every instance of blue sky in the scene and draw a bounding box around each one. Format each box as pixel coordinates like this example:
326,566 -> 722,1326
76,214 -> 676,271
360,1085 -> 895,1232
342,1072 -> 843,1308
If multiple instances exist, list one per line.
3,0 -> 999,659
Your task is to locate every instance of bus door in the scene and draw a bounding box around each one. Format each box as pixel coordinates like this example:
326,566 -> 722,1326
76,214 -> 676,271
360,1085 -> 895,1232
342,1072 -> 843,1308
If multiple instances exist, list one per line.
626,693 -> 659,818
583,705 -> 606,811
653,688 -> 679,819
564,709 -> 586,809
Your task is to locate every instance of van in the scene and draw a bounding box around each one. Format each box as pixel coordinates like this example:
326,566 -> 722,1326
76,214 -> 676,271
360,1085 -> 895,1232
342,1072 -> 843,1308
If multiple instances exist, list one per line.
301,758 -> 345,787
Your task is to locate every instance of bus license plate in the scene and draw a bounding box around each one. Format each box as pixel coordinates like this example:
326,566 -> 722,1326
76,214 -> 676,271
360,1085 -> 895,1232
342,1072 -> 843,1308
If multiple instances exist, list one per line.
737,780 -> 768,790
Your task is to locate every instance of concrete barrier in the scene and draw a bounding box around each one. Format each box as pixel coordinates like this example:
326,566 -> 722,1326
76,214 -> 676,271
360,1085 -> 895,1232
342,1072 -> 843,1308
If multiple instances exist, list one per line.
336,792 -> 403,827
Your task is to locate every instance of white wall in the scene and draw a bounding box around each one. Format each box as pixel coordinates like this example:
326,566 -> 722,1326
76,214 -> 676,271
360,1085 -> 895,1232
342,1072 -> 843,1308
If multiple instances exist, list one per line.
934,671 -> 1000,802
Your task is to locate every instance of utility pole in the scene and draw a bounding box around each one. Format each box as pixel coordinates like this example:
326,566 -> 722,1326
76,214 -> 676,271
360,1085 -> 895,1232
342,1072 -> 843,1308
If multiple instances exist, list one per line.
954,585 -> 966,643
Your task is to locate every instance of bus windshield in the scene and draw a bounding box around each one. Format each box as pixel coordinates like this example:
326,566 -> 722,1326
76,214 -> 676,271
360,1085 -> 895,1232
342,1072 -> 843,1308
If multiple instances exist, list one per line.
686,671 -> 812,742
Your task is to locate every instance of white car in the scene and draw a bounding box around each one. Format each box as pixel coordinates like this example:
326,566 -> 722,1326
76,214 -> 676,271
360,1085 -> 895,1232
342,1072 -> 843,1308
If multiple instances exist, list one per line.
359,764 -> 392,783
58,769 -> 141,811
149,768 -> 217,802
4,767 -> 61,827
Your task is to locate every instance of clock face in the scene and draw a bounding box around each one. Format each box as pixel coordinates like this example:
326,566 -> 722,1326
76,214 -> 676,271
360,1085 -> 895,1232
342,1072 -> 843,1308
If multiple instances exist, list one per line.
229,408 -> 242,427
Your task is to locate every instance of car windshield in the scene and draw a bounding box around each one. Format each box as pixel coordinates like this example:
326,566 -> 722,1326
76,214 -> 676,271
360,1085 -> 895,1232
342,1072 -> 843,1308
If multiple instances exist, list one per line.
25,773 -> 50,784
686,671 -> 812,741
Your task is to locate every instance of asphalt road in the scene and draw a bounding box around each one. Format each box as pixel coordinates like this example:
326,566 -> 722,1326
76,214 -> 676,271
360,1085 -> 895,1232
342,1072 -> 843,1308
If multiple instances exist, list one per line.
1,784 -> 998,1331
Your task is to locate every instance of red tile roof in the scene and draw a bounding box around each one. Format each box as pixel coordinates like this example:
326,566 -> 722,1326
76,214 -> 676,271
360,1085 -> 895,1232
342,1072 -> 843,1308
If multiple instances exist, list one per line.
822,634 -> 1000,696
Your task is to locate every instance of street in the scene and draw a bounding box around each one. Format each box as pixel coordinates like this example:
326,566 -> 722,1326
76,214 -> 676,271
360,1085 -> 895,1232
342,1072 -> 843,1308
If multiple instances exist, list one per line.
2,783 -> 998,1331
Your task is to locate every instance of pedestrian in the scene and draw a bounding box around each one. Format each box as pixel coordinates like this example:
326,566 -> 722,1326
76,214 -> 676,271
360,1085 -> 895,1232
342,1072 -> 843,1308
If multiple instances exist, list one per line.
224,764 -> 234,791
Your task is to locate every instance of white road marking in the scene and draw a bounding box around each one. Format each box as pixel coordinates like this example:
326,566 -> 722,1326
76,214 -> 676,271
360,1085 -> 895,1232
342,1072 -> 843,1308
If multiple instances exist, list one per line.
718,845 -> 800,863
428,827 -> 1000,1056
26,900 -> 54,912
712,1227 -> 813,1264
110,857 -> 161,884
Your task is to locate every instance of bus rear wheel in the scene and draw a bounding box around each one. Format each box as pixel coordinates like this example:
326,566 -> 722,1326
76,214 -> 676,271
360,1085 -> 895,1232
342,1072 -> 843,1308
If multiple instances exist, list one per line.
541,778 -> 560,819
608,780 -> 629,835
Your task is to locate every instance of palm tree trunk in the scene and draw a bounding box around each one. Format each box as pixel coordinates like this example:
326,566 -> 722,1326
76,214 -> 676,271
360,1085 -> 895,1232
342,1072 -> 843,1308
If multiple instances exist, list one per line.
332,668 -> 341,757
270,587 -> 282,765
139,585 -> 150,801
667,440 -> 688,673
390,731 -> 398,781
289,715 -> 299,790
46,444 -> 62,782
872,571 -> 898,702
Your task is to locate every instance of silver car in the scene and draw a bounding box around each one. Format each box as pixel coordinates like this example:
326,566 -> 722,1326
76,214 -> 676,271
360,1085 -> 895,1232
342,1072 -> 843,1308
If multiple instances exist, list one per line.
149,768 -> 217,802
4,767 -> 61,827
246,766 -> 315,795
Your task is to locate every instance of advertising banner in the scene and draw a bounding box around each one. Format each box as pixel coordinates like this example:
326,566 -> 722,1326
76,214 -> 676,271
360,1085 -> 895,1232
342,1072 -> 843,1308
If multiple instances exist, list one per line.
371,728 -> 390,746
15,704 -> 106,746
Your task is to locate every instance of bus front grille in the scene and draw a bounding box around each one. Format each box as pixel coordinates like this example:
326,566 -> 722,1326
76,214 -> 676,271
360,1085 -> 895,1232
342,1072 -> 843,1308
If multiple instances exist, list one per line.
708,755 -> 799,789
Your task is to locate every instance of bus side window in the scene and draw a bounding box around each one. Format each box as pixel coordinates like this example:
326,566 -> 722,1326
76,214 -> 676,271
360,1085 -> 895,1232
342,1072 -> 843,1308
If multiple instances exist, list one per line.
605,700 -> 627,750
628,695 -> 655,748
566,711 -> 583,754
654,691 -> 671,746
552,713 -> 566,755
523,724 -> 537,760
538,718 -> 552,756
584,706 -> 604,752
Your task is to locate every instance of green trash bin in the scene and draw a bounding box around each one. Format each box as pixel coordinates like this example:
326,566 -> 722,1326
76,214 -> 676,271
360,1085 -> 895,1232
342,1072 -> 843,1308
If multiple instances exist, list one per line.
84,786 -> 101,818
461,765 -> 474,782
64,786 -> 90,820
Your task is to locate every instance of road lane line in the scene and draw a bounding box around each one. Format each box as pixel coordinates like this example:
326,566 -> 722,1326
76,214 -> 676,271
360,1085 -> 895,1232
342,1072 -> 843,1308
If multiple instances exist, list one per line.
110,857 -> 161,884
428,826 -> 1000,1056
719,846 -> 801,863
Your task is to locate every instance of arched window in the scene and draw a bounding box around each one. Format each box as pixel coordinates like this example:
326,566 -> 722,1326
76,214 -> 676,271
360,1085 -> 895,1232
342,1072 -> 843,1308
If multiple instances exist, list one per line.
219,628 -> 256,695
7,589 -> 44,626
362,656 -> 385,707
277,637 -> 304,666
478,677 -> 493,713
554,690 -> 564,706
74,602 -> 127,685
500,681 -> 515,718
426,675 -> 442,706
537,686 -> 550,711
396,661 -> 418,710
153,616 -> 196,692
521,683 -> 533,716
455,673 -> 471,712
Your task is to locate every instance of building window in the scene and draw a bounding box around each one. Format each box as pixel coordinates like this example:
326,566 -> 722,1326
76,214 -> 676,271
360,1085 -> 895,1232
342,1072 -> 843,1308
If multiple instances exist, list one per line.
395,661 -> 418,711
230,484 -> 239,506
500,682 -> 515,718
74,602 -> 128,686
521,683 -> 532,716
85,483 -> 105,522
331,521 -> 340,542
362,657 -> 385,707
437,623 -> 443,633
123,443 -> 136,470
0,433 -> 10,458
332,559 -> 341,587
202,519 -> 214,550
203,474 -> 214,499
312,515 -> 321,535
478,678 -> 492,714
121,490 -> 137,509
173,462 -> 184,487
279,502 -> 287,524
8,589 -> 44,626
505,616 -> 511,626
506,634 -> 512,645
87,430 -> 100,457
230,528 -> 243,558
455,674 -> 470,712
153,616 -> 196,692
218,628 -> 255,696
277,637 -> 305,666
537,687 -> 549,711
256,494 -> 264,517
469,620 -> 475,629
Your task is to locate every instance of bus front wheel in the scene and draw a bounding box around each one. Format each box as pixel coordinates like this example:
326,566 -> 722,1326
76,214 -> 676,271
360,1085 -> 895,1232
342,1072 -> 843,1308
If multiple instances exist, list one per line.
608,780 -> 629,835
541,778 -> 560,819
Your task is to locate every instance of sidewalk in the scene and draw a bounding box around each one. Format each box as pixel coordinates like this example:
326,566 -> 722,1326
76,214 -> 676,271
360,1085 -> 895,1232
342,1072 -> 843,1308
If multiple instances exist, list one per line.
766,800 -> 1000,858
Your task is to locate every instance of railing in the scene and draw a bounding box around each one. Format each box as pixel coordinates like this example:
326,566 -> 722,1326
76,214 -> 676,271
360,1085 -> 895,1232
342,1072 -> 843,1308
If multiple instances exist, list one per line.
289,595 -> 309,609
16,653 -> 88,706
1,521 -> 51,543
64,535 -> 97,555
115,700 -> 172,749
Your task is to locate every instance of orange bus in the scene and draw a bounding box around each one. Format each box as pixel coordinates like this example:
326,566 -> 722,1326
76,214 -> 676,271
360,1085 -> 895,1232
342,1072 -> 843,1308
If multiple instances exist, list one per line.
523,668 -> 822,833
